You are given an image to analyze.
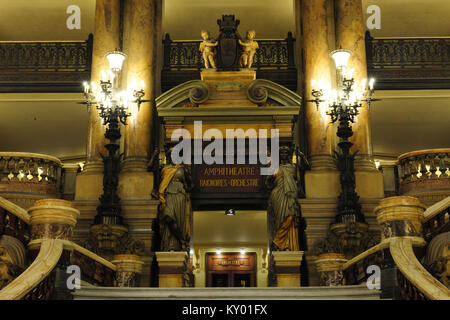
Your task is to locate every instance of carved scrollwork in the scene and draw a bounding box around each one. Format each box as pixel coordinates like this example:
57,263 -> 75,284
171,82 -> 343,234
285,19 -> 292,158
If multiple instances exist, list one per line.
247,81 -> 268,106
83,224 -> 145,260
188,82 -> 209,105
312,222 -> 377,258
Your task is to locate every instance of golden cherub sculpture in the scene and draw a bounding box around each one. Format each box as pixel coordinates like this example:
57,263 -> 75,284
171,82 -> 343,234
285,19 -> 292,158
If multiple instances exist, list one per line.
199,30 -> 218,69
239,30 -> 259,69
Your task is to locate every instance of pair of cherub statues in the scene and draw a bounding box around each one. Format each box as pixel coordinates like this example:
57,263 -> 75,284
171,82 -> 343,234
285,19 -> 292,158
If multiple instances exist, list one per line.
199,30 -> 258,69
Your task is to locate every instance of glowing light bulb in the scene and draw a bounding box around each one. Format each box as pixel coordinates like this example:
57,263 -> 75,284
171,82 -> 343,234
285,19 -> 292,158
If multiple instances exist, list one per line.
369,78 -> 375,90
362,78 -> 367,90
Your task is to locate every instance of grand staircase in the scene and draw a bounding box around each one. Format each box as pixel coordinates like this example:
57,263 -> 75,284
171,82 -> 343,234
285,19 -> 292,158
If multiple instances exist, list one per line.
73,284 -> 381,300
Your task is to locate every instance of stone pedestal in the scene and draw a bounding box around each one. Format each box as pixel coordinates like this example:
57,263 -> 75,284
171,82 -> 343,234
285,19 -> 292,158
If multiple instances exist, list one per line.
156,251 -> 188,288
315,253 -> 348,286
272,251 -> 304,287
112,254 -> 144,287
375,196 -> 426,241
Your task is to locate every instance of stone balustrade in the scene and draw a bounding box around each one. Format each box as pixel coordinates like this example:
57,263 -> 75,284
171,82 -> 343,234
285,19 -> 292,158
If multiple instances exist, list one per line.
0,153 -> 63,209
397,148 -> 450,206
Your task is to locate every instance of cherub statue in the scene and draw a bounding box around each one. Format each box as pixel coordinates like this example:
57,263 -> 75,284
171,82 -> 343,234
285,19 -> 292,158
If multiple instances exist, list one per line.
239,30 -> 259,69
199,30 -> 218,69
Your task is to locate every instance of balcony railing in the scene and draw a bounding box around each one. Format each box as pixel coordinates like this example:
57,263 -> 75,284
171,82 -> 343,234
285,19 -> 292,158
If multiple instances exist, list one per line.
397,149 -> 450,206
0,152 -> 63,209
0,35 -> 93,93
161,32 -> 297,92
366,32 -> 450,89
1,33 -> 449,92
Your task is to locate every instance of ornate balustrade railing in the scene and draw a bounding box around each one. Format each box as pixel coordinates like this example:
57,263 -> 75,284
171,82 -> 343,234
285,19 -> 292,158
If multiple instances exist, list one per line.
161,33 -> 297,92
0,152 -> 62,185
0,35 -> 93,92
0,153 -> 63,209
366,32 -> 450,89
396,149 -> 450,206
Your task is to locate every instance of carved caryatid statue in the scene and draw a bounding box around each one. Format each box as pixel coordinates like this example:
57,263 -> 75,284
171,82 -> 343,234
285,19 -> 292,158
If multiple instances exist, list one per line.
158,147 -> 193,252
239,30 -> 259,69
199,30 -> 218,69
266,146 -> 307,251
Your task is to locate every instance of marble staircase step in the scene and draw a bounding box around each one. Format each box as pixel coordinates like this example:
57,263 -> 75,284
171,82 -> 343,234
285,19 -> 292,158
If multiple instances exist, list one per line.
73,284 -> 380,300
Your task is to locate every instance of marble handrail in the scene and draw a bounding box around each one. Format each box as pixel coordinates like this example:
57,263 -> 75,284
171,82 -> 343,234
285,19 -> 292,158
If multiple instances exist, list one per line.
0,239 -> 63,300
390,237 -> 450,300
70,241 -> 117,271
423,196 -> 450,222
342,237 -> 426,271
0,195 -> 30,224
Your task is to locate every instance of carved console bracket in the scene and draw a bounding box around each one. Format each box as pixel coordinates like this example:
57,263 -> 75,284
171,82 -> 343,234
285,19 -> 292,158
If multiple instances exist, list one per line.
84,224 -> 145,260
313,221 -> 377,259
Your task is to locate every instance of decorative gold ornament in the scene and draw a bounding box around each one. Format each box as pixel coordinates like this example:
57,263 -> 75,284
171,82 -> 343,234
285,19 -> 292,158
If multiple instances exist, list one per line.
239,30 -> 259,69
199,30 -> 218,69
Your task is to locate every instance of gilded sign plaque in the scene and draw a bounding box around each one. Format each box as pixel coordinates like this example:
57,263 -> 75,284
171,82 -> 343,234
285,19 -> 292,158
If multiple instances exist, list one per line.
195,164 -> 262,193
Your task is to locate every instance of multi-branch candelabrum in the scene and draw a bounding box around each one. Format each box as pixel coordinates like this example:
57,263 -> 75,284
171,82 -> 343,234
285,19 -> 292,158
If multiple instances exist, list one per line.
308,49 -> 380,224
81,50 -> 149,225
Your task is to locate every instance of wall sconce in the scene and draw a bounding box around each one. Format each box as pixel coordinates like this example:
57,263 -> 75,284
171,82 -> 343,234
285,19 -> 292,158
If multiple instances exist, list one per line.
225,209 -> 235,216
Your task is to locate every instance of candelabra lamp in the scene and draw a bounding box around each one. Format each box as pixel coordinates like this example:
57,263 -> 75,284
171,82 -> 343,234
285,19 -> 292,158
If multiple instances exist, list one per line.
308,49 -> 379,224
82,50 -> 148,226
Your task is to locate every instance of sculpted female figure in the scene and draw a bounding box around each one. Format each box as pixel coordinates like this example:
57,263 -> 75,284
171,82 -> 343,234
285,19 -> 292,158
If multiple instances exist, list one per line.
199,30 -> 218,69
158,147 -> 193,252
266,146 -> 306,251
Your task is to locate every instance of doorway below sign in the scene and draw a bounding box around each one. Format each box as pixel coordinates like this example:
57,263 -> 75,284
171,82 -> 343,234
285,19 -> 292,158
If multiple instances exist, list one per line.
191,210 -> 269,287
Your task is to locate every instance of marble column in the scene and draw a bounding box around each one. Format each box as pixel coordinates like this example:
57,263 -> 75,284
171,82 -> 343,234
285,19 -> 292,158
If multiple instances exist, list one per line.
335,0 -> 373,170
119,0 -> 158,199
335,0 -> 384,197
301,0 -> 340,198
75,0 -> 121,201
